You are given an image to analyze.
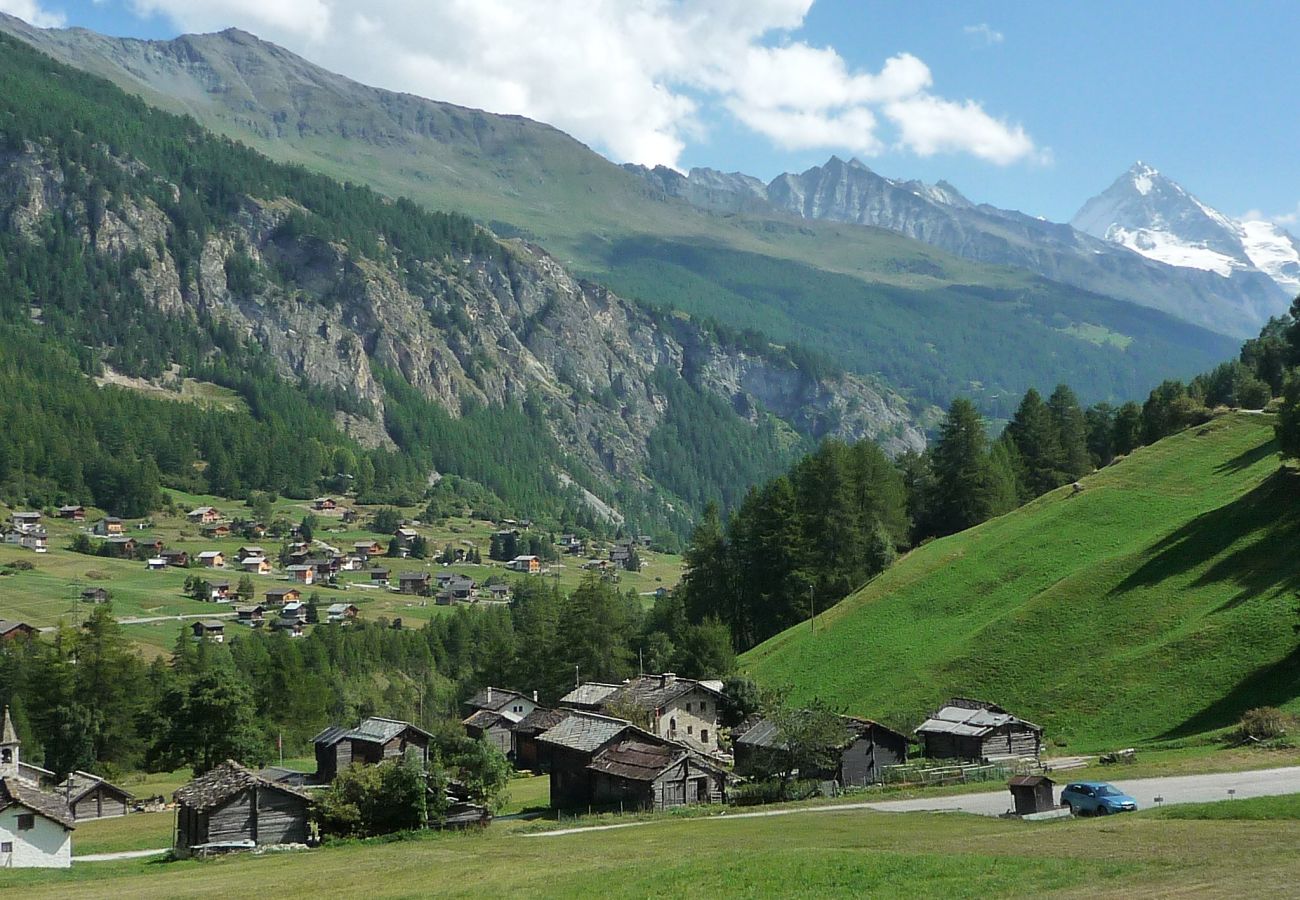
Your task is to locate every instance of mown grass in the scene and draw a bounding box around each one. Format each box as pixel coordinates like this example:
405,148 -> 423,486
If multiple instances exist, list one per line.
1150,792 -> 1300,821
8,803 -> 1300,898
72,812 -> 174,856
744,413 -> 1300,751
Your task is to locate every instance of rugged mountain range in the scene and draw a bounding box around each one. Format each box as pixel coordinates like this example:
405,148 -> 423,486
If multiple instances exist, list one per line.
0,14 -> 1241,414
632,156 -> 1291,338
1073,161 -> 1300,302
0,32 -> 922,534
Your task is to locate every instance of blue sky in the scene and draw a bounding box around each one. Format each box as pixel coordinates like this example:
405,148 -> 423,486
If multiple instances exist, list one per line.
13,0 -> 1298,225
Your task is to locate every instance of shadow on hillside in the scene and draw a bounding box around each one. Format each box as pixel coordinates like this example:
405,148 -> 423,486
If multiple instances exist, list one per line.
1213,437 -> 1279,475
1159,647 -> 1300,740
1110,469 -> 1300,607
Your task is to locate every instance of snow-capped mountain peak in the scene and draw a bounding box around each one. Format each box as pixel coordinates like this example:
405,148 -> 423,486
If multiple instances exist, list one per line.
1073,162 -> 1300,299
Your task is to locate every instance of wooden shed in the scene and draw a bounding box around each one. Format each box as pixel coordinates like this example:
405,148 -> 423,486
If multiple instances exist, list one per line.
914,698 -> 1042,762
57,771 -> 134,820
173,760 -> 312,857
312,717 -> 432,784
1008,775 -> 1056,815
733,714 -> 910,786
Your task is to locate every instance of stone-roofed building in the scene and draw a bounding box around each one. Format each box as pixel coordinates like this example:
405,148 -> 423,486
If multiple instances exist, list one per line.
914,698 -> 1042,762
312,716 -> 432,783
591,673 -> 724,755
734,714 -> 910,786
173,760 -> 312,857
56,771 -> 134,821
0,776 -> 75,867
0,620 -> 37,642
462,709 -> 522,758
537,712 -> 727,810
464,687 -> 538,720
557,682 -> 622,711
512,708 -> 571,772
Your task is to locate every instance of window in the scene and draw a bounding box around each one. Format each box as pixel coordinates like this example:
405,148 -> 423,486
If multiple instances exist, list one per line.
701,729 -> 709,744
1,842 -> 11,853
687,725 -> 693,735
699,701 -> 708,713
17,813 -> 35,831
0,749 -> 10,763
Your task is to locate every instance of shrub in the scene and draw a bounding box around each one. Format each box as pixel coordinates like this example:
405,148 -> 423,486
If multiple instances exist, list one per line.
729,779 -> 821,807
1238,707 -> 1293,741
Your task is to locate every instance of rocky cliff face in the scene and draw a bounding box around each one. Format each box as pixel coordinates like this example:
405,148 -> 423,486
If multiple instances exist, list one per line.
0,140 -> 923,520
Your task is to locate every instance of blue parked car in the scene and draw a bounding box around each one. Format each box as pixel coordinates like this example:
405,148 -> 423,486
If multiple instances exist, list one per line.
1061,781 -> 1138,815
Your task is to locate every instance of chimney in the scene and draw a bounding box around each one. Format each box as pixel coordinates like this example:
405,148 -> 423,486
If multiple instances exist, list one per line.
486,687 -> 493,704
660,672 -> 676,688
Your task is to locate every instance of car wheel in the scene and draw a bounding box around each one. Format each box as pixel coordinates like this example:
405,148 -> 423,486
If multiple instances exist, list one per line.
1067,803 -> 1078,816
1095,805 -> 1109,816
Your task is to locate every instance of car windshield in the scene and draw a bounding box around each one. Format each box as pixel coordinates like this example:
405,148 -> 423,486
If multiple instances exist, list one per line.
1094,785 -> 1121,797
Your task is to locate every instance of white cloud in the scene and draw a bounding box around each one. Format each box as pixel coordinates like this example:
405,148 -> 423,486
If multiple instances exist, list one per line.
963,23 -> 1004,46
1241,203 -> 1300,227
122,0 -> 1043,170
0,0 -> 66,28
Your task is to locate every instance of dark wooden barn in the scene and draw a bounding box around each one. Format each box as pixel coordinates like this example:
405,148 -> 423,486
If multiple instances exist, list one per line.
914,698 -> 1043,762
733,714 -> 910,786
1008,775 -> 1056,815
536,711 -> 726,811
512,708 -> 570,772
312,716 -> 432,783
173,760 -> 312,856
57,771 -> 134,820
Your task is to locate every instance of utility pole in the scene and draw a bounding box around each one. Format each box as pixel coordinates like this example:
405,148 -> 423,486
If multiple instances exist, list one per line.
809,583 -> 815,632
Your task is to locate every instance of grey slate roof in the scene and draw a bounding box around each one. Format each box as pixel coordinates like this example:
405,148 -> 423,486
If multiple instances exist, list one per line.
513,707 -> 570,736
915,701 -> 1041,738
736,714 -> 908,750
558,682 -> 621,708
465,687 -> 528,712
57,771 -> 134,806
174,760 -> 312,812
0,776 -> 76,829
600,674 -> 722,712
0,620 -> 34,637
586,739 -> 682,782
313,716 -> 431,748
536,711 -> 632,753
463,709 -> 519,730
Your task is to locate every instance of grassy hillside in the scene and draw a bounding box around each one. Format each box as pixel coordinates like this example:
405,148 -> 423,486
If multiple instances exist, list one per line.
8,804 -> 1300,897
742,412 -> 1300,750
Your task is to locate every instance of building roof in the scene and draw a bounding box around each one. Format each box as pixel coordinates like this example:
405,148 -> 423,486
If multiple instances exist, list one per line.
326,603 -> 356,615
536,711 -> 632,753
915,700 -> 1042,738
1008,775 -> 1054,788
587,739 -> 682,782
196,620 -> 225,630
174,760 -> 312,812
266,587 -> 299,596
57,771 -> 134,805
558,683 -> 622,708
312,716 -> 432,748
513,707 -> 570,736
464,687 -> 529,712
399,571 -> 430,581
462,709 -> 520,731
2,706 -> 17,744
0,776 -> 76,829
197,551 -> 223,559
736,714 -> 908,751
600,674 -> 722,712
0,620 -> 35,637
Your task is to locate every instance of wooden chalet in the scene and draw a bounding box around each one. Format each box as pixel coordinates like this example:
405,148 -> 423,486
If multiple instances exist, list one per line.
235,605 -> 266,627
397,572 -> 431,595
0,621 -> 36,641
145,557 -> 168,571
103,535 -> 136,557
312,497 -> 337,511
507,555 -> 541,574
325,603 -> 358,624
914,698 -> 1043,762
93,516 -> 124,536
354,540 -> 383,557
186,506 -> 222,525
313,717 -> 432,783
200,523 -> 232,539
240,557 -> 272,575
734,715 -> 909,786
9,511 -> 41,532
236,546 -> 266,562
512,708 -> 570,772
80,587 -> 110,604
191,620 -> 225,643
286,565 -> 315,585
57,771 -> 134,821
56,505 -> 85,521
368,568 -> 391,586
197,550 -> 225,568
537,712 -> 726,811
264,587 -> 301,605
159,548 -> 190,568
173,761 -> 312,857
207,581 -> 232,602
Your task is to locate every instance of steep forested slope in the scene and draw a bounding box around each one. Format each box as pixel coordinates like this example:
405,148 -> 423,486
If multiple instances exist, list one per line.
0,16 -> 1240,412
0,33 -> 920,533
742,413 -> 1300,749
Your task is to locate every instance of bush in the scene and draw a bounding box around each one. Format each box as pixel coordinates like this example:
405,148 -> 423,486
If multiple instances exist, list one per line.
314,756 -> 428,839
729,779 -> 821,807
1238,707 -> 1293,741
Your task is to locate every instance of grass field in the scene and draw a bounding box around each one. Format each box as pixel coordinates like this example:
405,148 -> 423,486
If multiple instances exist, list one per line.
743,412 -> 1300,751
7,801 -> 1300,897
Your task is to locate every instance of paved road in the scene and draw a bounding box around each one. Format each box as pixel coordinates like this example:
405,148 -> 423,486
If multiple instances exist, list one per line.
76,848 -> 168,862
115,612 -> 237,626
867,765 -> 1300,816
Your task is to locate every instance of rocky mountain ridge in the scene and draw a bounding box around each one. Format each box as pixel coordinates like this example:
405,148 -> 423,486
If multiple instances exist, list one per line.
628,155 -> 1290,338
1073,161 -> 1300,300
0,133 -> 923,526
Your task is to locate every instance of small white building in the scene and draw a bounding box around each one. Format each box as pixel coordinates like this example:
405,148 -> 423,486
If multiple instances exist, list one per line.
0,709 -> 75,868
